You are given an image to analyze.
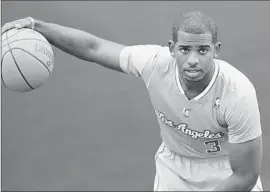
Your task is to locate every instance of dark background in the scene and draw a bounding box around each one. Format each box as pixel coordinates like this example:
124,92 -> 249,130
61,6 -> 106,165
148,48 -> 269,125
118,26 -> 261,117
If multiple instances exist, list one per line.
2,1 -> 270,191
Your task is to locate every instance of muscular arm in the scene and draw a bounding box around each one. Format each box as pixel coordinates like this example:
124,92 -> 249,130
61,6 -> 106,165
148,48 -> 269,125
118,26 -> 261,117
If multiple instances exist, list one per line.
215,91 -> 263,191
4,18 -> 126,72
2,18 -> 164,76
214,136 -> 262,191
34,20 -> 125,72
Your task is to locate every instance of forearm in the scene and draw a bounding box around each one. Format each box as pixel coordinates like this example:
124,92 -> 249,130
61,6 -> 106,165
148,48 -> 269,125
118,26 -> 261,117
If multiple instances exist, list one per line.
214,173 -> 258,191
34,19 -> 100,61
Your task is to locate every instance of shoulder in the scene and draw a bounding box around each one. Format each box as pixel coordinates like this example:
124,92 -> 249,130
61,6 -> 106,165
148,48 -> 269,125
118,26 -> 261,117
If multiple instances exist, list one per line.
120,44 -> 170,58
119,44 -> 173,81
120,44 -> 171,72
215,60 -> 261,139
216,59 -> 256,100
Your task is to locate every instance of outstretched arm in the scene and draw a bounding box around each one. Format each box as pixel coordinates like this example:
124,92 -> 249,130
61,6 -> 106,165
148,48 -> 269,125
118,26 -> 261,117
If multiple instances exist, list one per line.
2,17 -> 126,72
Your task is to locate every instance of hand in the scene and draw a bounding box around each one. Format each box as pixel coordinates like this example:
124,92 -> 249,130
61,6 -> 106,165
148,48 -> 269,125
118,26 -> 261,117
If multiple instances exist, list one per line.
2,17 -> 35,34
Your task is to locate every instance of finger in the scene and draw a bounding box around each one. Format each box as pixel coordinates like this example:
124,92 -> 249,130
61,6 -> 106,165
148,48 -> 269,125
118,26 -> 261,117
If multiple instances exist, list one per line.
2,22 -> 15,34
14,19 -> 32,29
14,23 -> 23,29
1,18 -> 31,34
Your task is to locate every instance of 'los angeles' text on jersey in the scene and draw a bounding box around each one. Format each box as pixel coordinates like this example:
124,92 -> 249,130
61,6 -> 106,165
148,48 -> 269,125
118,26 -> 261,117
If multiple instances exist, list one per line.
155,110 -> 224,140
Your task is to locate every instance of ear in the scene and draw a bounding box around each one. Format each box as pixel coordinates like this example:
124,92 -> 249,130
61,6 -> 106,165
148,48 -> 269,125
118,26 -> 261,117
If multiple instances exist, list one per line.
214,42 -> 221,59
168,40 -> 176,58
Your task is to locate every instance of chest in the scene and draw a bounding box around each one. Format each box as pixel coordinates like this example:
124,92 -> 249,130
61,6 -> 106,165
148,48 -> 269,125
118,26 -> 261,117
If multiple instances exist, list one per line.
147,71 -> 225,133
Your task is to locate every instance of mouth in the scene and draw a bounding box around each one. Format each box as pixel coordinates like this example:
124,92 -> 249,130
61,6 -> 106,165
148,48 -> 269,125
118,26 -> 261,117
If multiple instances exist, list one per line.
185,68 -> 201,72
184,69 -> 201,78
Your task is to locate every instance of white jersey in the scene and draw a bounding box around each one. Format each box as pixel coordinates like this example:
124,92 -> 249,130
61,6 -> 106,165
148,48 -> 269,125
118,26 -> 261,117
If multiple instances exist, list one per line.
119,45 -> 262,158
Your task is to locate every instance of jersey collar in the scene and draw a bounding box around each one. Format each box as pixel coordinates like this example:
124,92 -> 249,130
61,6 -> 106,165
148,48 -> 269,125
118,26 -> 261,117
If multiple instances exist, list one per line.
175,60 -> 219,101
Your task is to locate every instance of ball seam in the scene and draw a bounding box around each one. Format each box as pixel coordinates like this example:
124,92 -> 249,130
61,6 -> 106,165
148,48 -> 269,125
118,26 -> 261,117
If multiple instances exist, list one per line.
6,31 -> 34,90
1,55 -> 8,89
2,38 -> 51,48
10,47 -> 52,75
1,28 -> 26,41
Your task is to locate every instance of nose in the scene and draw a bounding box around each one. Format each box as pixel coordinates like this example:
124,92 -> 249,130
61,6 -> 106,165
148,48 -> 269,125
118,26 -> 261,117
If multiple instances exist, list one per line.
187,52 -> 199,66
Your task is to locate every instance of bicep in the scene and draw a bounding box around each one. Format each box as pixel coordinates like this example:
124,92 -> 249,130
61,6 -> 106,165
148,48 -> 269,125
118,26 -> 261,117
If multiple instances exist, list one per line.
90,38 -> 126,72
228,136 -> 262,177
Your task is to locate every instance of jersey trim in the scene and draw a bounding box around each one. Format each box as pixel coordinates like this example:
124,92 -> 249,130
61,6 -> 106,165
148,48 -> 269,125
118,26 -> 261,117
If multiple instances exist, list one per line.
175,60 -> 219,101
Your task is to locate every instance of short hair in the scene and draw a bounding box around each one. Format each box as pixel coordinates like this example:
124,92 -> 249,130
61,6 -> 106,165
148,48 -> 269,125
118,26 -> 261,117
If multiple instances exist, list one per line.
172,11 -> 218,43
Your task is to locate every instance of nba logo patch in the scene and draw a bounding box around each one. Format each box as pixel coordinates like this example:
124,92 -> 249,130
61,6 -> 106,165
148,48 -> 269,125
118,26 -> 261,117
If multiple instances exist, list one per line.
182,108 -> 191,117
214,97 -> 221,109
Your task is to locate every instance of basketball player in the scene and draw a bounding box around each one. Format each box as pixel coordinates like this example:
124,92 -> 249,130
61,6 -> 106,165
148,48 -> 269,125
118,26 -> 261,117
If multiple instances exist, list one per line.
2,11 -> 263,191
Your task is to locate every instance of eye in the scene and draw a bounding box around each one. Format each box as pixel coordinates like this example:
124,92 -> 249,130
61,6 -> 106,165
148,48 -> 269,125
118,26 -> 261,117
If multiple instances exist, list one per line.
199,49 -> 208,54
180,48 -> 189,54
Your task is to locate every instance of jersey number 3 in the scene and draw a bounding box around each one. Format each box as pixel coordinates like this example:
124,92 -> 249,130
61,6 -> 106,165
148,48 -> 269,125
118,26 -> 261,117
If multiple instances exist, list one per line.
204,140 -> 221,153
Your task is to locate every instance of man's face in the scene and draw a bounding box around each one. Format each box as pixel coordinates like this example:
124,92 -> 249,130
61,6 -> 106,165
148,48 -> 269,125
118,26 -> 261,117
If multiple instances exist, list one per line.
169,31 -> 220,83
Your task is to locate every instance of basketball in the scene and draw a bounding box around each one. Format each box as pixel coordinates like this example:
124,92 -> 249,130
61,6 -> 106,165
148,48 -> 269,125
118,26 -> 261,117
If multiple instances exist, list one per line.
1,28 -> 54,92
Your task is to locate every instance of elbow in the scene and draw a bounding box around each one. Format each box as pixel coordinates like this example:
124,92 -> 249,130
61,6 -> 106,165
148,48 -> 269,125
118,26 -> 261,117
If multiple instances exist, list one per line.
75,43 -> 97,62
83,38 -> 101,62
248,173 -> 259,189
235,172 -> 260,191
